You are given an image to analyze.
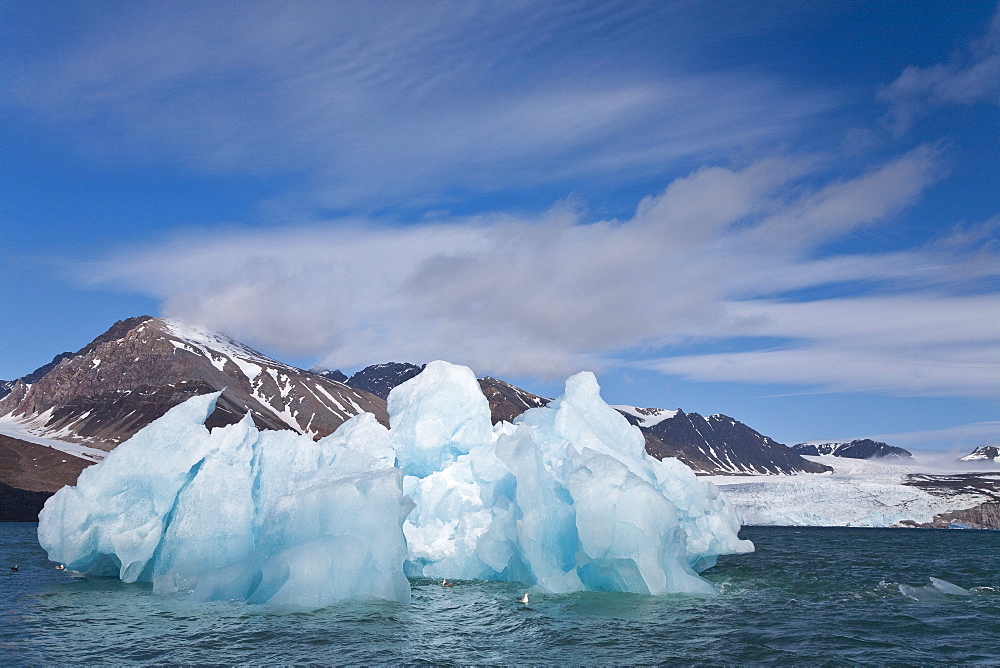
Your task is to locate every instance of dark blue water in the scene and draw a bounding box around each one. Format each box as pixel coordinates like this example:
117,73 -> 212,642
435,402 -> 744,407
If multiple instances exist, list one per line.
2,524 -> 998,665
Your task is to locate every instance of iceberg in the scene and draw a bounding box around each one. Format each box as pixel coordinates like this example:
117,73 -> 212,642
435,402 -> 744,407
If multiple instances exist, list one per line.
402,366 -> 752,594
39,397 -> 411,608
38,361 -> 752,608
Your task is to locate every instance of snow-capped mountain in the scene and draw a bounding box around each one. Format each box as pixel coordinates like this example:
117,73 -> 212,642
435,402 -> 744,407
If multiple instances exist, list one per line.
792,439 -> 912,460
312,367 -> 348,382
0,316 -> 877,519
619,408 -> 831,475
960,446 -> 1000,462
345,362 -> 426,399
0,316 -> 387,448
337,366 -> 820,475
336,363 -> 823,475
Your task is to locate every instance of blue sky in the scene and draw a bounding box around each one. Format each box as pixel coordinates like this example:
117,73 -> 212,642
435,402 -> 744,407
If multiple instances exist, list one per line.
1,1 -> 998,450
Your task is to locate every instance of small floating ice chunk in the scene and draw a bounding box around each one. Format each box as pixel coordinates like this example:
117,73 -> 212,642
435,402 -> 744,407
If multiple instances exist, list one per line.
929,577 -> 972,596
899,577 -> 973,600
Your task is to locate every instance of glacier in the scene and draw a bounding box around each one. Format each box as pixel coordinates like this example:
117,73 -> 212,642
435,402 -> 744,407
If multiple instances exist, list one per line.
706,453 -> 1000,528
38,361 -> 752,608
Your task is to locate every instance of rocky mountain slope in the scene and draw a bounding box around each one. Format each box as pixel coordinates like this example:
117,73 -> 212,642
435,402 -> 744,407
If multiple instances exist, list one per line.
0,316 -> 387,448
477,376 -> 550,423
792,439 -> 912,460
345,362 -> 425,399
1,354 -> 74,400
625,409 -> 831,475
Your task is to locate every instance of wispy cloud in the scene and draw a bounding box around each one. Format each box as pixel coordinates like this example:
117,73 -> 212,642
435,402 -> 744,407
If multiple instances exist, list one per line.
1,1 -> 838,209
879,5 -> 1000,130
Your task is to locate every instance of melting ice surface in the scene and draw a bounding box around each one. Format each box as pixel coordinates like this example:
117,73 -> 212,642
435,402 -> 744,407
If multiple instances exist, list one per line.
38,361 -> 752,608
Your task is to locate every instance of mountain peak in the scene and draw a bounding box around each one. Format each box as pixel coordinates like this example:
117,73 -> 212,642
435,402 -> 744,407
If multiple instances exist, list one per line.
345,362 -> 425,399
792,439 -> 912,460
959,446 -> 999,462
0,316 -> 386,447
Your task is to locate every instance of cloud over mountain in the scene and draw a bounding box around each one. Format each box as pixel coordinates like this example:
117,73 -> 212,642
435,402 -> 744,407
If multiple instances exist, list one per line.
92,145 -> 1000,398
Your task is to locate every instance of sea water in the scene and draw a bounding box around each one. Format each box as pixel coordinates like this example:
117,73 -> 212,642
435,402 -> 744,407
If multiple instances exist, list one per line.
2,523 -> 998,664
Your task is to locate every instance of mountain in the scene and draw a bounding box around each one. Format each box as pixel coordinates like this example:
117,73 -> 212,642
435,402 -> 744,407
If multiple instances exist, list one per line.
0,317 -> 835,520
625,409 -> 831,475
312,367 -> 348,383
960,446 -> 1000,462
792,439 -> 912,460
0,316 -> 387,448
478,376 -> 549,423
2,352 -> 77,402
345,362 -> 426,399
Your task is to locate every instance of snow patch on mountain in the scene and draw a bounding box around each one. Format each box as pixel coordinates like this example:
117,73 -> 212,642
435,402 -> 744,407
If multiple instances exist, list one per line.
612,406 -> 679,427
161,319 -> 297,379
960,446 -> 999,462
0,417 -> 106,463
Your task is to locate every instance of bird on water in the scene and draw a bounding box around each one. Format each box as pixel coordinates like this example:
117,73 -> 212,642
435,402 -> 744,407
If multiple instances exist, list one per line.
517,593 -> 529,604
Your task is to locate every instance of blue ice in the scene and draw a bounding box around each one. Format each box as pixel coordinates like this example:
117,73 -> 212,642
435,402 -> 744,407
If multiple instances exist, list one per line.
38,361 -> 752,608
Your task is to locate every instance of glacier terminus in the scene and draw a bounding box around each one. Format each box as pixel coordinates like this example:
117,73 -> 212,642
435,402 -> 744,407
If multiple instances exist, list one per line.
37,361 -> 753,609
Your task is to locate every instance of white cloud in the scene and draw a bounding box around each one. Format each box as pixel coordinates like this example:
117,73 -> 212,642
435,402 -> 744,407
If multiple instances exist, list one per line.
734,145 -> 940,251
879,6 -> 1000,130
89,146 -> 1000,399
648,292 -> 1000,398
10,3 -> 994,398
651,340 -> 1000,398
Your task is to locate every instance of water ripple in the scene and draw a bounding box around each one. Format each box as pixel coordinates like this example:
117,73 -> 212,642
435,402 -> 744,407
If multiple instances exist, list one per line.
2,525 -> 999,664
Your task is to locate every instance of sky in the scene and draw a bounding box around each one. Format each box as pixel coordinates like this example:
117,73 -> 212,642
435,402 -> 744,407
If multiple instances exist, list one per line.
1,1 -> 998,450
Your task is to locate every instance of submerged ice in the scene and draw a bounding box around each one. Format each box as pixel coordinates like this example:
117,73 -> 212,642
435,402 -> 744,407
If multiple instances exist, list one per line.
38,361 -> 752,607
